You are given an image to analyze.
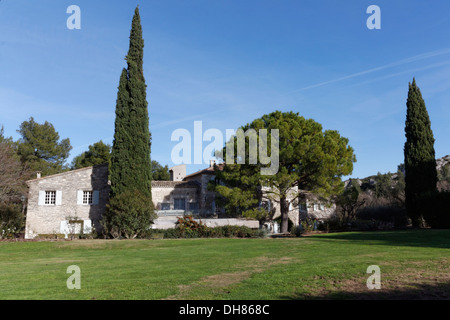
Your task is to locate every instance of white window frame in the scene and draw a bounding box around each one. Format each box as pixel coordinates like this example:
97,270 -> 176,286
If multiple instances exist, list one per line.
39,190 -> 62,206
77,190 -> 99,206
45,191 -> 56,205
83,191 -> 93,205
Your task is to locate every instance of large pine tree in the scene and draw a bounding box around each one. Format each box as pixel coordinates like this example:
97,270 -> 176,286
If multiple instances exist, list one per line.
110,7 -> 152,199
404,78 -> 437,227
211,111 -> 356,233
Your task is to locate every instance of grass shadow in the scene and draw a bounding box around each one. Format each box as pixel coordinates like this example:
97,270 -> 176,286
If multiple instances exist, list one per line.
308,229 -> 450,249
283,281 -> 450,300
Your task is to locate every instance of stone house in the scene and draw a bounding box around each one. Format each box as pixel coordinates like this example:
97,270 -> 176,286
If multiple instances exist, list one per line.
24,161 -> 335,238
25,164 -> 110,239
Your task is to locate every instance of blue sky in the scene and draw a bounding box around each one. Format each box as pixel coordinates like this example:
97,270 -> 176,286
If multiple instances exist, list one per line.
0,0 -> 449,179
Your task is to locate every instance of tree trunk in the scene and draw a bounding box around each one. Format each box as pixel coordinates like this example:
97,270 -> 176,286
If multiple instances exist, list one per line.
280,196 -> 289,233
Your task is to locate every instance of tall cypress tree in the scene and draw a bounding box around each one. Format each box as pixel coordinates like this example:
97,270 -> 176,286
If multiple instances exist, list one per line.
110,6 -> 152,200
404,78 -> 437,227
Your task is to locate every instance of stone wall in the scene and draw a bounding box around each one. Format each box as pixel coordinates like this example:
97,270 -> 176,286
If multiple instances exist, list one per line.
151,181 -> 200,211
152,216 -> 259,229
184,173 -> 217,215
25,164 -> 109,239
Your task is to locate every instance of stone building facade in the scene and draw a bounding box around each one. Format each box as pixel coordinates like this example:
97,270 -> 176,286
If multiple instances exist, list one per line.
152,180 -> 200,213
24,161 -> 335,238
25,164 -> 110,239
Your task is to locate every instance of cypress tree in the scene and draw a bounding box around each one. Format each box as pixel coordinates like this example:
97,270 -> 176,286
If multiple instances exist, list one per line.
404,78 -> 437,227
110,6 -> 152,200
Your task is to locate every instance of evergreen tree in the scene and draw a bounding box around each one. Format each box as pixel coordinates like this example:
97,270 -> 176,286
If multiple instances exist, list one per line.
71,140 -> 111,169
404,78 -> 437,227
151,160 -> 170,181
211,111 -> 356,233
16,117 -> 72,177
105,7 -> 154,238
110,6 -> 152,200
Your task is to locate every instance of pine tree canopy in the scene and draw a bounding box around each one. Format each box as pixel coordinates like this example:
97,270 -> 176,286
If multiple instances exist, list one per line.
17,117 -> 72,176
71,140 -> 111,169
211,110 -> 356,233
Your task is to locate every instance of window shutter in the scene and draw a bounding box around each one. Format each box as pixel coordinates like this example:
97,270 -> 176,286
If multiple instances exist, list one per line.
60,221 -> 69,238
83,220 -> 92,234
38,191 -> 45,205
77,190 -> 83,205
93,190 -> 99,205
55,191 -> 62,206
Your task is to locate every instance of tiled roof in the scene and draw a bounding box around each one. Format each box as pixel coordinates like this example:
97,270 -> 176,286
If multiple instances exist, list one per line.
151,180 -> 200,188
26,163 -> 108,184
184,163 -> 224,179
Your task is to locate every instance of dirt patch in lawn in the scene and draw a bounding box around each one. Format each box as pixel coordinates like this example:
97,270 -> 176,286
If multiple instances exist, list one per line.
301,258 -> 450,300
164,256 -> 294,300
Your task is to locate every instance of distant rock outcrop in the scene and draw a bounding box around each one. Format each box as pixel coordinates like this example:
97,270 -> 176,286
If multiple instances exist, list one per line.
345,155 -> 450,192
436,155 -> 450,171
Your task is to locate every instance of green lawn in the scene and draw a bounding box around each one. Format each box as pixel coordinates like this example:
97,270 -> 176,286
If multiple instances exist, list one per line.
0,230 -> 449,300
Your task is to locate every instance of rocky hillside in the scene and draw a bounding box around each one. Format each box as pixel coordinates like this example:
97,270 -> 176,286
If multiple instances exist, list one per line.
346,155 -> 450,192
436,155 -> 450,172
437,155 -> 450,191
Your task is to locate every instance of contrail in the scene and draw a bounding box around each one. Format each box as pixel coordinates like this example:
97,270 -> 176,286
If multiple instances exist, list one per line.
151,109 -> 222,129
291,48 -> 450,92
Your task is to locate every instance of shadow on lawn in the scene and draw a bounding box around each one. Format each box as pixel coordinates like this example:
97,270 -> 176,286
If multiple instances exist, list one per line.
283,282 -> 450,300
308,229 -> 450,249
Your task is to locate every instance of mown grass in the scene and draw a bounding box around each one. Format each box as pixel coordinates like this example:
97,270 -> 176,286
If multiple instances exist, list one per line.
0,229 -> 449,300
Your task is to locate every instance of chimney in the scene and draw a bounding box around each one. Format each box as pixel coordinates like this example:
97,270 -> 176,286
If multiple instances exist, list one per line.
210,160 -> 216,168
36,171 -> 41,179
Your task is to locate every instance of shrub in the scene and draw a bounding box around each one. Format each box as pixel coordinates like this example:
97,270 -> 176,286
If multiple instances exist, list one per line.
37,233 -> 66,240
299,218 -> 318,233
356,205 -> 409,229
102,190 -> 156,239
317,218 -> 346,232
176,215 -> 209,238
158,228 -> 183,239
0,203 -> 24,239
151,224 -> 263,239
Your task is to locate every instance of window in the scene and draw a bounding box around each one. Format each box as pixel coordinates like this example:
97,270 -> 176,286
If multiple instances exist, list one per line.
313,203 -> 319,211
299,203 -> 307,211
45,191 -> 56,205
174,198 -> 185,210
188,202 -> 198,211
77,190 -> 99,206
83,191 -> 93,205
161,203 -> 170,210
261,200 -> 271,212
